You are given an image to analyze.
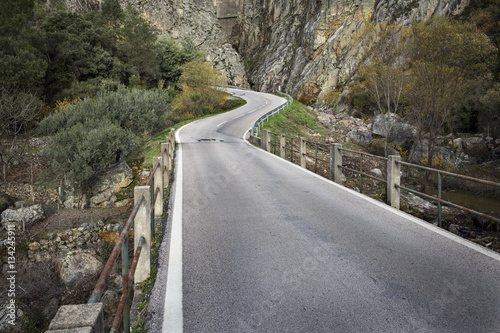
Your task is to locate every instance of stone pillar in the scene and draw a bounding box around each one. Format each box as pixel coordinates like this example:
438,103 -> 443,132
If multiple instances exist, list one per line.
161,143 -> 169,187
153,157 -> 163,217
280,134 -> 286,158
299,137 -> 306,168
387,155 -> 401,209
261,130 -> 270,152
330,143 -> 343,184
46,303 -> 103,333
134,186 -> 151,284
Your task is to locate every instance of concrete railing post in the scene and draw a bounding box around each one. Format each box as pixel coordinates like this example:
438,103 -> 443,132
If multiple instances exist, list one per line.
46,303 -> 104,333
299,137 -> 306,168
330,143 -> 343,183
280,134 -> 286,158
134,186 -> 151,284
161,143 -> 169,187
261,130 -> 270,152
387,155 -> 401,209
153,157 -> 163,217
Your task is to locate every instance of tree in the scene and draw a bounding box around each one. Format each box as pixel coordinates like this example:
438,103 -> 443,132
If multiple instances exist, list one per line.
479,83 -> 500,145
157,39 -> 204,88
116,6 -> 159,88
0,89 -> 44,182
358,23 -> 408,156
0,0 -> 47,93
173,61 -> 227,118
404,17 -> 496,168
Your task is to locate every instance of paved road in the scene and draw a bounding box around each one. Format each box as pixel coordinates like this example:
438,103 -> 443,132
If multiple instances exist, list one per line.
148,89 -> 500,332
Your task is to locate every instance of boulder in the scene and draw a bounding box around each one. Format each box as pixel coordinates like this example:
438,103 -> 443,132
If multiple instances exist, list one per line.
462,136 -> 489,157
64,160 -> 134,208
348,129 -> 372,146
57,251 -> 103,288
0,194 -> 14,214
371,114 -> 417,147
1,204 -> 44,229
409,140 -> 461,167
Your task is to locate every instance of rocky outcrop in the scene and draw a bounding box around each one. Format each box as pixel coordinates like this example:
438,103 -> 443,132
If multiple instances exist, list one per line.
56,250 -> 104,288
371,114 -> 417,147
0,204 -> 45,229
234,0 -> 470,101
63,160 -> 133,209
124,0 -> 248,86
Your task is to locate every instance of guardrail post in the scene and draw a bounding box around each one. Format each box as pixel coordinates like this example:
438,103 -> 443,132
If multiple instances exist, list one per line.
299,137 -> 306,168
153,156 -> 164,217
387,155 -> 401,209
161,143 -> 169,187
261,130 -> 271,152
330,143 -> 343,183
280,134 -> 286,158
134,186 -> 151,284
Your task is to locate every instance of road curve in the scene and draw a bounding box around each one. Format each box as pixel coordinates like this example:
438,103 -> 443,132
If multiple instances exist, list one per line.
148,89 -> 500,333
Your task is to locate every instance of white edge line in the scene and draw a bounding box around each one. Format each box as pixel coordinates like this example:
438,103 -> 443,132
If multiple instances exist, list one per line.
162,124 -> 193,333
217,120 -> 227,127
242,127 -> 500,262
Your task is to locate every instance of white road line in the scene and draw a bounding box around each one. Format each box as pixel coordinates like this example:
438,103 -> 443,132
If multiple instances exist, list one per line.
162,127 -> 186,332
233,114 -> 245,120
242,126 -> 500,262
217,120 -> 227,127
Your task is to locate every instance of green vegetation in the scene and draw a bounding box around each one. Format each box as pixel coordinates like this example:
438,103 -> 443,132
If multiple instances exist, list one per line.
347,16 -> 497,168
260,100 -> 329,139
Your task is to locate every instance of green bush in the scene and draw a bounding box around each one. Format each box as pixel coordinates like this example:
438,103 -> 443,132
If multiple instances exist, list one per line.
40,88 -> 172,194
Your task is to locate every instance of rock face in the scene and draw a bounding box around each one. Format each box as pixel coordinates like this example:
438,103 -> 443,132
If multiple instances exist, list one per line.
64,160 -> 133,208
57,250 -> 104,288
0,204 -> 45,229
234,0 -> 470,101
123,0 -> 248,86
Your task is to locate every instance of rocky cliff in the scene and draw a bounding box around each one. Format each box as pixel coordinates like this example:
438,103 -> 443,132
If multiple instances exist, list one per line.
233,0 -> 470,102
60,0 -> 471,101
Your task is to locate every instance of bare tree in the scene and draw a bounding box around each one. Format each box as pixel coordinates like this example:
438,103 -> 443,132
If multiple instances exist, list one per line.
0,88 -> 44,182
358,23 -> 408,156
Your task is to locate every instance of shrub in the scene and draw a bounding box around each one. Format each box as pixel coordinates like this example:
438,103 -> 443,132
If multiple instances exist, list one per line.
40,87 -> 172,195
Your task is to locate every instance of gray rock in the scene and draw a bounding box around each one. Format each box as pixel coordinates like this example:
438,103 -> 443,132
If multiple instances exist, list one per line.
348,129 -> 372,146
371,114 -> 417,147
371,168 -> 383,177
1,204 -> 45,229
462,136 -> 489,157
101,289 -> 120,315
409,140 -> 461,167
57,251 -> 104,288
64,160 -> 134,208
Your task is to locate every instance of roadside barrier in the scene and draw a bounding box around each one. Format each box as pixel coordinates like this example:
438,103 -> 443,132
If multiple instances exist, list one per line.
46,129 -> 176,333
254,129 -> 500,227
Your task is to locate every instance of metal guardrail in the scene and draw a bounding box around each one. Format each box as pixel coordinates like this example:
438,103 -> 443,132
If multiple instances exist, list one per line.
251,92 -> 293,136
254,129 -> 500,228
82,129 -> 176,332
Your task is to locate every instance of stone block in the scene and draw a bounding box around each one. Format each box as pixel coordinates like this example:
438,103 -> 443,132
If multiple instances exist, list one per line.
48,303 -> 103,333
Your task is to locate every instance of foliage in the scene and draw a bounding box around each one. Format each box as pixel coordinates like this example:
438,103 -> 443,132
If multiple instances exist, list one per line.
479,82 -> 500,143
40,88 -> 172,194
404,17 -> 496,168
157,39 -> 204,88
0,88 -> 44,181
173,61 -> 227,119
0,0 -> 47,93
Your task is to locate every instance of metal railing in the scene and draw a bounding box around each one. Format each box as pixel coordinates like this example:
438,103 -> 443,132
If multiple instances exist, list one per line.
396,160 -> 500,227
251,92 -> 293,136
48,129 -> 176,333
253,129 -> 500,228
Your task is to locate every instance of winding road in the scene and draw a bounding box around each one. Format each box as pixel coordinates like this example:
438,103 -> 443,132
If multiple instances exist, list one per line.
147,89 -> 500,332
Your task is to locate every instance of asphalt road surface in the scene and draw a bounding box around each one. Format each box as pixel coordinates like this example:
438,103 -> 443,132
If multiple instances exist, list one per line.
147,88 -> 500,333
